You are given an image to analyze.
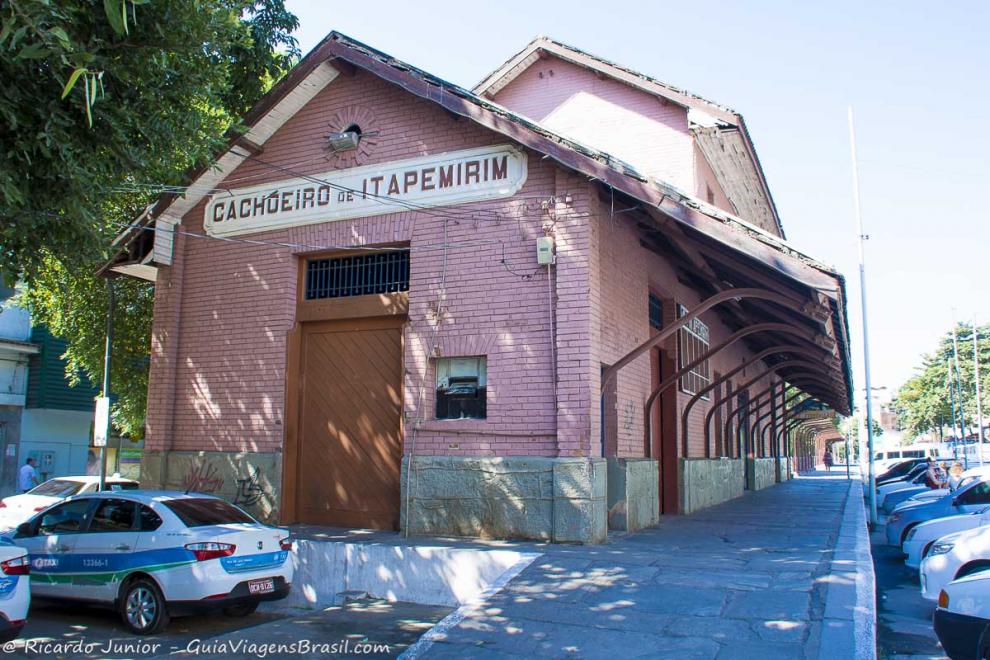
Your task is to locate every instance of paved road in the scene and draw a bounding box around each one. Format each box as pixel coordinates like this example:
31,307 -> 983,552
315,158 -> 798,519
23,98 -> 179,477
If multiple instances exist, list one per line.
424,472 -> 856,659
5,600 -> 285,658
5,597 -> 449,659
872,519 -> 947,660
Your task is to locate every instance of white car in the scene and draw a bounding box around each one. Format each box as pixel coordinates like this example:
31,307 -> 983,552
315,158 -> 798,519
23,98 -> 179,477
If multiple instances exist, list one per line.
0,540 -> 30,642
5,491 -> 292,634
0,476 -> 139,529
904,507 -> 990,569
933,569 -> 990,659
892,488 -> 949,513
920,525 -> 990,601
877,472 -> 928,509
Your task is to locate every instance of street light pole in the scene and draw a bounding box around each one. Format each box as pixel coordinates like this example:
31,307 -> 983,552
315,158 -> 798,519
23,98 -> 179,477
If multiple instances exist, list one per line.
848,106 -> 877,525
99,279 -> 115,492
951,319 -> 967,449
974,315 -> 985,465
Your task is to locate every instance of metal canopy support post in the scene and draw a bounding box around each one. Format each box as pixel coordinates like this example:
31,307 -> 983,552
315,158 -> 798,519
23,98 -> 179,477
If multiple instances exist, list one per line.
643,322 -> 819,455
682,350 -> 840,456
721,384 -> 775,452
731,375 -> 831,456
759,393 -> 808,453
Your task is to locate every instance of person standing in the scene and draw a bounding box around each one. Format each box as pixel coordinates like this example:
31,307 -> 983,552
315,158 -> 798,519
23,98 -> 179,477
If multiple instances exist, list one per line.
18,457 -> 39,493
924,459 -> 946,489
823,448 -> 834,472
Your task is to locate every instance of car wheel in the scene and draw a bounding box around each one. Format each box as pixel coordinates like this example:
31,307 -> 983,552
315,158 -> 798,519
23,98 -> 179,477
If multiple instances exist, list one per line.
223,602 -> 259,617
120,576 -> 170,635
979,622 -> 990,660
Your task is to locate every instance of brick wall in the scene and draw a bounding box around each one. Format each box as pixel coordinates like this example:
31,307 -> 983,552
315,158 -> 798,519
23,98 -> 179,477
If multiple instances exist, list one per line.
492,56 -> 695,192
146,69 -> 581,459
144,58 -> 792,472
590,204 -> 779,462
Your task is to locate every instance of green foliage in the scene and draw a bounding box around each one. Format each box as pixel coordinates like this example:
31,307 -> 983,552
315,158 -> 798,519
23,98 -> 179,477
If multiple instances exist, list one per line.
22,258 -> 153,437
1,0 -> 299,436
893,323 -> 990,440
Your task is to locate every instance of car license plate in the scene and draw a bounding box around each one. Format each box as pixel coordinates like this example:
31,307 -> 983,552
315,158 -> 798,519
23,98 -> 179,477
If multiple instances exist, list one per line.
248,578 -> 275,594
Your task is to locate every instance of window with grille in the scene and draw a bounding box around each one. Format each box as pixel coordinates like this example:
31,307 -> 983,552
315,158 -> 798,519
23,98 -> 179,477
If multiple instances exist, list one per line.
436,357 -> 487,420
305,250 -> 410,300
648,294 -> 663,330
677,304 -> 710,399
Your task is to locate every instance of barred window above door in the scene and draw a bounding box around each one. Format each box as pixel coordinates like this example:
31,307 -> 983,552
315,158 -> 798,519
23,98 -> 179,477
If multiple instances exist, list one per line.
305,250 -> 410,300
677,303 -> 711,399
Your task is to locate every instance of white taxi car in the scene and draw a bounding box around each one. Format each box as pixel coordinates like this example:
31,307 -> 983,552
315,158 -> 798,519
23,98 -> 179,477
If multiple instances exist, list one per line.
933,569 -> 990,660
0,476 -> 139,529
5,491 -> 292,634
903,506 -> 990,570
0,540 -> 29,642
920,525 -> 990,601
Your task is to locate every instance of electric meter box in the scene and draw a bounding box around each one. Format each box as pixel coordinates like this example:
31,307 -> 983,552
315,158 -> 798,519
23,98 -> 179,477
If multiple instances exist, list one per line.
536,236 -> 556,265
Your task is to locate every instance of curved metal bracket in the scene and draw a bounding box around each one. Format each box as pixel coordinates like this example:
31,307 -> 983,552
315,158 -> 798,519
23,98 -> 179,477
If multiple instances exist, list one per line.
681,345 -> 840,456
603,287 -> 828,393
721,374 -> 833,456
641,321 -> 821,457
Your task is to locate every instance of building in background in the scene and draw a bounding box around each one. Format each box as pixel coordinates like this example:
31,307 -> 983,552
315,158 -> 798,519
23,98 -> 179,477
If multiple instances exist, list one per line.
0,283 -> 102,495
103,33 -> 852,542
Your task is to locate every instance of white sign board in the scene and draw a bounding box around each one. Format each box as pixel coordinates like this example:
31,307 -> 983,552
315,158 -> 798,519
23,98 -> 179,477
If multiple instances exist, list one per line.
93,396 -> 110,448
203,144 -> 528,237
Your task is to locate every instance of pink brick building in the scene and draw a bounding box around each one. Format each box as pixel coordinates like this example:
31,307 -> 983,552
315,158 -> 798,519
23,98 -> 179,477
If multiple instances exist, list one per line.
106,34 -> 852,543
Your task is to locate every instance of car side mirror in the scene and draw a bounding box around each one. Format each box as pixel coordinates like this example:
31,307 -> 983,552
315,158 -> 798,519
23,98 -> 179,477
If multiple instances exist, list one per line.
15,522 -> 31,538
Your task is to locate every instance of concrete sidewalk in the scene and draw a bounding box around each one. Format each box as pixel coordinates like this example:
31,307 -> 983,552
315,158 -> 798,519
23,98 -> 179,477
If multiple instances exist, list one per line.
414,471 -> 874,659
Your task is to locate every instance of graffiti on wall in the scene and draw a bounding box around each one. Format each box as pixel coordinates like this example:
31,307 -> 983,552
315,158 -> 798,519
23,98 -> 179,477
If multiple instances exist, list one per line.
182,461 -> 224,493
622,400 -> 637,434
234,467 -> 266,507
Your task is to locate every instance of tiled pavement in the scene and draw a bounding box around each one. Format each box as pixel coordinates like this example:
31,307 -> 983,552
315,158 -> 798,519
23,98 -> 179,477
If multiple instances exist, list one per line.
423,472 -> 859,659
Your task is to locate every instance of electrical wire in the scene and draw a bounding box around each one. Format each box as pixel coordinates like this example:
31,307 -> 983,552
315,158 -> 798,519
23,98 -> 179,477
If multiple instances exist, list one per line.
110,219 -> 500,254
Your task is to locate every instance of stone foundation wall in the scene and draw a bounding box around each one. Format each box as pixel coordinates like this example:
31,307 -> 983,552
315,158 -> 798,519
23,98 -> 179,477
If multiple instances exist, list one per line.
777,457 -> 792,482
139,450 -> 281,523
747,457 -> 777,491
606,458 -> 659,532
400,456 -> 607,543
679,458 -> 745,514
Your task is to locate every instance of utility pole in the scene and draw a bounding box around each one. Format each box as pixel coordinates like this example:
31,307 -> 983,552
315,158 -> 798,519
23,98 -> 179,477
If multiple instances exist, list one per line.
98,279 -> 115,492
951,319 -> 967,446
949,367 -> 959,461
974,315 -> 985,465
848,106 -> 877,526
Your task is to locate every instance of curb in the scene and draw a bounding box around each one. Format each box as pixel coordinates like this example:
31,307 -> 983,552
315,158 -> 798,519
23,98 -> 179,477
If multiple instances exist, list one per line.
398,552 -> 541,659
817,476 -> 877,660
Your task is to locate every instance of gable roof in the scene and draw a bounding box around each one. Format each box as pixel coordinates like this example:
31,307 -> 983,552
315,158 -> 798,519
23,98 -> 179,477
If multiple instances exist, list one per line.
102,31 -> 851,413
472,36 -> 785,237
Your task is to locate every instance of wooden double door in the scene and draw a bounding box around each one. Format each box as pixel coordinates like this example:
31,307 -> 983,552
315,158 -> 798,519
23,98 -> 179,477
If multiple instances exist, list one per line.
295,317 -> 403,529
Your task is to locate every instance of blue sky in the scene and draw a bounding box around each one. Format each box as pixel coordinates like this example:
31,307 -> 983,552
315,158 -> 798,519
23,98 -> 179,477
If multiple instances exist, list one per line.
286,0 -> 989,403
